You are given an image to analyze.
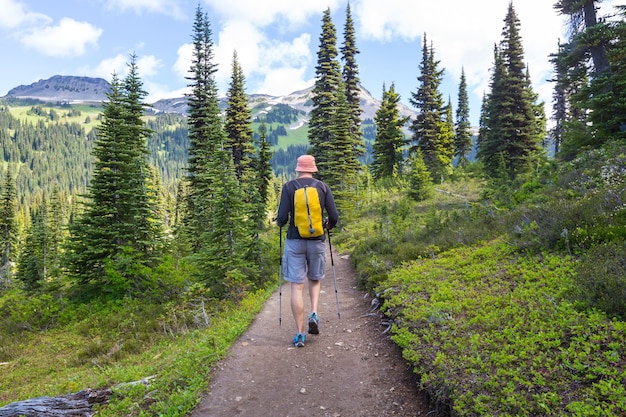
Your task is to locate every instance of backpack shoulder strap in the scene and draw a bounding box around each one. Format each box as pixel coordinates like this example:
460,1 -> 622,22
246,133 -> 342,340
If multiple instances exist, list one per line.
311,179 -> 326,195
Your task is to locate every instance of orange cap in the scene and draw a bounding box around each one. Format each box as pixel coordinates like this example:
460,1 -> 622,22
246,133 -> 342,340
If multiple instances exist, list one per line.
295,154 -> 318,173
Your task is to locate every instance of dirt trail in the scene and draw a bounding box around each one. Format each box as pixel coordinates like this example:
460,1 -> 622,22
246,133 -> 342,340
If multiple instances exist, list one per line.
189,246 -> 434,417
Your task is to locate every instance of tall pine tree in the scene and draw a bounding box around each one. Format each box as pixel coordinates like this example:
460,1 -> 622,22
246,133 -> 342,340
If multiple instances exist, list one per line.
340,3 -> 365,161
454,68 -> 473,166
65,56 -> 163,296
225,50 -> 255,183
372,83 -> 409,179
184,5 -> 223,246
253,121 -> 273,234
409,35 -> 454,181
17,199 -> 48,290
0,165 -> 17,288
477,3 -> 545,179
184,6 -> 255,294
308,8 -> 343,181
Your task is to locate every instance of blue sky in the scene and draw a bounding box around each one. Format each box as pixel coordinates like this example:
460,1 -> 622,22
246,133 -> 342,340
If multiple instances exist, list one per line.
0,0 -> 620,125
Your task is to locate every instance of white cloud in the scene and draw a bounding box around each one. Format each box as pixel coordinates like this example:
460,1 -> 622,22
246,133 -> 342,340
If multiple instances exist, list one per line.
0,0 -> 49,29
214,21 -> 264,85
173,43 -> 193,81
21,17 -> 102,57
145,83 -> 190,103
171,19 -> 314,97
215,20 -> 313,93
78,54 -> 127,80
256,66 -> 313,96
202,0 -> 344,28
352,0 -> 574,120
105,0 -> 186,20
136,55 -> 162,77
79,53 -> 161,81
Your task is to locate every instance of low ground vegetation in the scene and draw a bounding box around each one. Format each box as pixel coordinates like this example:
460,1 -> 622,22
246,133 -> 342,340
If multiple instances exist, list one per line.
0,244 -> 277,415
336,143 -> 626,416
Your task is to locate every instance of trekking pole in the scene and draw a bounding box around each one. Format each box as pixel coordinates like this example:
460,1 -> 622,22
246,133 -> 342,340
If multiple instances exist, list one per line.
326,227 -> 341,319
278,226 -> 283,325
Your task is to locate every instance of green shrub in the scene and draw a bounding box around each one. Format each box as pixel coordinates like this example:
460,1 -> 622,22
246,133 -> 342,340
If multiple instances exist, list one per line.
0,290 -> 61,332
570,242 -> 626,318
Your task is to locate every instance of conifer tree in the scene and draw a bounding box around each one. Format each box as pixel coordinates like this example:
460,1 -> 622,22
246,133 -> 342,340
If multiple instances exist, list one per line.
65,56 -> 163,295
309,7 -> 363,220
555,0 -> 609,76
454,68 -> 473,166
555,2 -> 626,152
328,82 -> 360,216
340,3 -> 365,161
48,185 -> 64,279
253,121 -> 273,233
308,8 -> 343,181
185,5 -> 222,244
372,83 -> 409,179
122,55 -> 164,265
184,6 -> 255,293
477,4 -> 545,179
225,50 -> 255,183
0,165 -> 17,287
409,35 -> 454,181
407,149 -> 434,201
17,200 -> 48,290
194,144 -> 250,296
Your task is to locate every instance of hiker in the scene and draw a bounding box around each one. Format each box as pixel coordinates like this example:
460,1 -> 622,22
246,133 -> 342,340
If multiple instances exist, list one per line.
276,154 -> 339,348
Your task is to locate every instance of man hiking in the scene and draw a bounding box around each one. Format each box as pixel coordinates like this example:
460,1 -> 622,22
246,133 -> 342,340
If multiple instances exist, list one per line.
276,154 -> 339,347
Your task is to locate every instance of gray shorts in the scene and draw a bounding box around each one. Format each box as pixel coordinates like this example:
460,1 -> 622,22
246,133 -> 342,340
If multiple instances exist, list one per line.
282,238 -> 327,284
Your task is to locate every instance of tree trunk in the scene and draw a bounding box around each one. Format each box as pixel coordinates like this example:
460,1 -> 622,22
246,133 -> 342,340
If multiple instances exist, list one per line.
0,388 -> 111,417
584,1 -> 610,75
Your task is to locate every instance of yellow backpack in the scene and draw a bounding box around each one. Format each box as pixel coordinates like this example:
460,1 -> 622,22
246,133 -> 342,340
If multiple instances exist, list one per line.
293,179 -> 324,238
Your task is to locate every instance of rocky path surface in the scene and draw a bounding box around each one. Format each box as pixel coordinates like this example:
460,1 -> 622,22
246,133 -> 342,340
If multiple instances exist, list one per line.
188,247 -> 435,417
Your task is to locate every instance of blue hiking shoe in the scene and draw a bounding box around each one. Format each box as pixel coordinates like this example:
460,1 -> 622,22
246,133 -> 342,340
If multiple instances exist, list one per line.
293,333 -> 306,347
308,312 -> 319,335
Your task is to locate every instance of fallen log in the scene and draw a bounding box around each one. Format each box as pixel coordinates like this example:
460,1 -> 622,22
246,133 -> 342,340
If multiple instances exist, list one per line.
0,388 -> 112,417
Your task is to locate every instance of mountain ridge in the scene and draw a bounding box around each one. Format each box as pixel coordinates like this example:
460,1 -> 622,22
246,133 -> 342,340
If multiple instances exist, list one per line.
2,75 -> 416,121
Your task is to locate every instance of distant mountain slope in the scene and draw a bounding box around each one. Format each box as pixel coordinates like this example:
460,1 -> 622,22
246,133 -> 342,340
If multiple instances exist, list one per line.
5,75 -> 111,102
2,75 -> 416,122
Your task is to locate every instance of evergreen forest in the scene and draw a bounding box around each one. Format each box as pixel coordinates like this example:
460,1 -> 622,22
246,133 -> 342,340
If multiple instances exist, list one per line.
1,2 -> 626,416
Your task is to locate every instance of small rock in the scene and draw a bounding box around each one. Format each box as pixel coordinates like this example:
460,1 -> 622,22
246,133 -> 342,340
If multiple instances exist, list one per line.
300,388 -> 306,394
235,396 -> 242,402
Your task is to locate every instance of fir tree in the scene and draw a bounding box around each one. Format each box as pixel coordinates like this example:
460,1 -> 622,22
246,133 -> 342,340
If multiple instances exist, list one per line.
454,68 -> 473,166
184,6 -> 255,294
328,82 -> 360,217
17,200 -> 48,290
225,50 -> 255,183
194,145 -> 250,296
308,8 -> 343,181
253,120 -> 273,233
477,4 -> 545,179
0,165 -> 17,287
65,56 -> 163,296
554,0 -> 609,76
185,5 -> 222,244
48,185 -> 64,279
372,83 -> 409,179
340,3 -> 365,161
407,149 -> 434,202
409,35 -> 454,181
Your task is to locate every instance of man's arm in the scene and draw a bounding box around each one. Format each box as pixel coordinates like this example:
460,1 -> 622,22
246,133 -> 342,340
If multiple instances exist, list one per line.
324,186 -> 339,229
276,183 -> 291,227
